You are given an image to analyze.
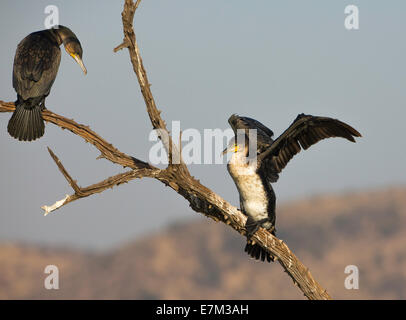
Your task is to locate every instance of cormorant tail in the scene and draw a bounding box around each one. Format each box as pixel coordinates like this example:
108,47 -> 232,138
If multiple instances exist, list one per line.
7,100 -> 45,141
244,243 -> 275,263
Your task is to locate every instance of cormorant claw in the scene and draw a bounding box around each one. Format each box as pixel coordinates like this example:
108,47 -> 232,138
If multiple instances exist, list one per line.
245,217 -> 275,239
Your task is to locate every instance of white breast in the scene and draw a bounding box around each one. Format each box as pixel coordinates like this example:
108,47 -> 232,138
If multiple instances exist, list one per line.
227,153 -> 268,221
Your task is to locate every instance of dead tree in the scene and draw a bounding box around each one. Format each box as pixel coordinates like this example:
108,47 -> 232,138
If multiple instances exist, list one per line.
0,0 -> 331,300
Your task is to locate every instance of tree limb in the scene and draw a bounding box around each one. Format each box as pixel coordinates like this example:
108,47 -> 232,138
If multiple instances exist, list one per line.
0,0 -> 332,300
42,146 -> 161,215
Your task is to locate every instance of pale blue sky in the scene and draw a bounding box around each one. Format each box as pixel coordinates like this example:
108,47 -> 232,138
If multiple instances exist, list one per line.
0,1 -> 405,249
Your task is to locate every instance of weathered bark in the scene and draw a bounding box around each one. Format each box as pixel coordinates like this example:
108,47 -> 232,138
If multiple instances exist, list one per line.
0,0 -> 332,300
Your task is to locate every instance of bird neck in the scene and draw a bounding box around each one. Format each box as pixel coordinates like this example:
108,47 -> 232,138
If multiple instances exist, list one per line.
51,26 -> 78,46
229,149 -> 257,169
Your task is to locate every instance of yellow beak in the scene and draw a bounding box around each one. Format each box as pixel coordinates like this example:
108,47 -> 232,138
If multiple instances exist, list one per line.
221,144 -> 239,155
71,53 -> 87,75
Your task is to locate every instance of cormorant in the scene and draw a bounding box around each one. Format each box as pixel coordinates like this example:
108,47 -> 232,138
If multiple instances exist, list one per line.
223,113 -> 361,262
8,25 -> 86,141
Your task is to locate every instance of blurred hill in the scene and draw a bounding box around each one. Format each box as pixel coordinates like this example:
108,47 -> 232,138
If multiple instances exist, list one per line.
0,186 -> 405,299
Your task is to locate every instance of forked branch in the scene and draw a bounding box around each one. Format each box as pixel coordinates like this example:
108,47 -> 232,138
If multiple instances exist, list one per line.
0,0 -> 332,300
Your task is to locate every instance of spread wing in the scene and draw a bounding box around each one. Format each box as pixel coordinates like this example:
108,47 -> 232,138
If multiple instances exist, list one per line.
13,31 -> 61,100
259,113 -> 362,182
228,114 -> 274,153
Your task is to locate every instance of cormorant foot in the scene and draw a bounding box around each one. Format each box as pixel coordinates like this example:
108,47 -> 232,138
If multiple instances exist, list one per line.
245,223 -> 260,239
245,217 -> 275,239
258,218 -> 275,234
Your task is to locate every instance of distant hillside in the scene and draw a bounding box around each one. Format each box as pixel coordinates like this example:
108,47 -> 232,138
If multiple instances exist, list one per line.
0,187 -> 405,299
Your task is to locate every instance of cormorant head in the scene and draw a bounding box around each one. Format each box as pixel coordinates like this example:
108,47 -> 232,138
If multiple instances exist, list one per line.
64,40 -> 86,74
53,25 -> 87,74
222,132 -> 259,166
222,134 -> 249,156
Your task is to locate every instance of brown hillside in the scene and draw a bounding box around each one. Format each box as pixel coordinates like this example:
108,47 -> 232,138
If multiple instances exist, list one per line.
0,187 -> 405,299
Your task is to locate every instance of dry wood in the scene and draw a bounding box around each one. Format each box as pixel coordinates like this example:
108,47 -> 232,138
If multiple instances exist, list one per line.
0,0 -> 332,300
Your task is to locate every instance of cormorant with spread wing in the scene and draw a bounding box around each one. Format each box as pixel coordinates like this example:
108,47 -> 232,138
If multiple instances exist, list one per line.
223,113 -> 361,262
8,25 -> 86,141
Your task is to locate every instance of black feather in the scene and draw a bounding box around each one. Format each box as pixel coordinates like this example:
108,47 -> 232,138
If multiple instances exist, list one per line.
8,101 -> 44,142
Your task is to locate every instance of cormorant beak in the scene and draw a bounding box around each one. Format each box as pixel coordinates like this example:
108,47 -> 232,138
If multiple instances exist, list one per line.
221,145 -> 239,156
71,54 -> 87,75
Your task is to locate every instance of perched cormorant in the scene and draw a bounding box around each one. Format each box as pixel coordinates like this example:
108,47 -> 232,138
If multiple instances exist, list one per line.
223,114 -> 361,262
8,25 -> 86,141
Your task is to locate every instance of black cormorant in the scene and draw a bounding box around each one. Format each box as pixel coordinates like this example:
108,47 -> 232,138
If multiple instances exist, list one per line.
8,25 -> 86,141
223,113 -> 361,262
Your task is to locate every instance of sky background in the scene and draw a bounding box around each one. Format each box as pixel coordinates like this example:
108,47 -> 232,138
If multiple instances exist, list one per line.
0,0 -> 405,250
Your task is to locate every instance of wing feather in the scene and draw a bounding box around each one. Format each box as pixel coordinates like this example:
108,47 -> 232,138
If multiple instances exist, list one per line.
259,114 -> 361,182
228,114 -> 274,152
13,31 -> 61,100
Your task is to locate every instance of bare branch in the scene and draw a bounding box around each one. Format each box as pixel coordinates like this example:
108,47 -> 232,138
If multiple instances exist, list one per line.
113,0 -> 331,300
47,147 -> 83,195
42,194 -> 71,216
43,146 -> 161,214
1,101 -> 152,170
1,101 -> 161,214
114,0 -> 187,170
0,0 -> 332,300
